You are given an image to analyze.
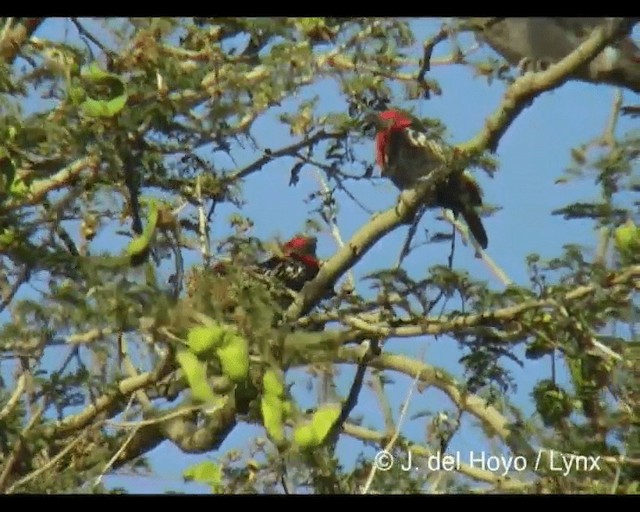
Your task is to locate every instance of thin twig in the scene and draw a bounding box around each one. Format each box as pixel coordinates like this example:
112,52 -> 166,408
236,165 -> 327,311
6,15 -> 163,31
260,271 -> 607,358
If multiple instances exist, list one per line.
0,374 -> 26,421
70,18 -> 111,58
45,350 -> 172,438
0,402 -> 45,491
595,226 -> 612,267
442,210 -> 512,286
106,405 -> 203,429
313,168 -> 355,291
227,130 -> 339,183
360,368 -> 421,494
371,371 -> 395,434
328,358 -> 369,444
289,20 -> 630,323
417,25 -> 449,98
462,18 -> 634,154
293,152 -> 376,214
0,266 -> 30,314
196,175 -> 211,266
6,432 -> 87,494
395,207 -> 426,269
600,88 -> 623,146
94,400 -> 138,488
340,263 -> 639,342
94,338 -> 139,488
610,451 -> 624,494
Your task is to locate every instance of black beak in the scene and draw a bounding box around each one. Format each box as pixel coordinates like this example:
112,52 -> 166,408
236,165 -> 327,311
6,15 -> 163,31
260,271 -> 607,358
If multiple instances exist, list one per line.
361,111 -> 383,134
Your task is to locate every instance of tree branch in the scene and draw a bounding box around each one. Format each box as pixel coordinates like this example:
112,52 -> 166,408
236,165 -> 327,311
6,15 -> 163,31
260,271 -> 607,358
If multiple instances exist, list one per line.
335,348 -> 519,452
44,351 -> 172,438
4,156 -> 100,211
0,18 -> 44,64
342,264 -> 640,340
461,18 -> 636,153
227,130 -> 340,183
286,160 -> 464,319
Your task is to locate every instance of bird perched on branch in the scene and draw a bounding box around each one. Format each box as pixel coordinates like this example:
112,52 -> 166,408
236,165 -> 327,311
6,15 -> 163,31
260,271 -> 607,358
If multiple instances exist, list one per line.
208,234 -> 320,288
254,234 -> 322,293
364,109 -> 489,250
184,234 -> 328,329
469,17 -> 640,93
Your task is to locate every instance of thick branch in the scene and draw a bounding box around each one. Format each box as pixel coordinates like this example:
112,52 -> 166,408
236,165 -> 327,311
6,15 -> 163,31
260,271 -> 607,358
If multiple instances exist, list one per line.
335,348 -> 523,452
285,20 -> 635,322
0,18 -> 44,64
107,400 -> 237,470
286,162 -> 460,319
43,352 -> 172,439
4,156 -> 99,212
461,18 -> 636,153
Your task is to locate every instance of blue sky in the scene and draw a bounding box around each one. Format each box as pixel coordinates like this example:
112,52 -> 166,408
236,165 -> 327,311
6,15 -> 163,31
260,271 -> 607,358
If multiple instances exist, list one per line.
2,18 -> 639,493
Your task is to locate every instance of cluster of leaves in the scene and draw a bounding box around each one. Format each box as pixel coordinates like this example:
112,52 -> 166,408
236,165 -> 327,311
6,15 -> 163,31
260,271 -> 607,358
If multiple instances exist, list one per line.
1,17 -> 640,495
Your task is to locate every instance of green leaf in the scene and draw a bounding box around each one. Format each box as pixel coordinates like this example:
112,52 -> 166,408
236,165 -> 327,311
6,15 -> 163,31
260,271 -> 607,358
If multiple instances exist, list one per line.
216,334 -> 249,383
81,96 -> 128,118
176,349 -> 216,404
0,228 -> 17,248
309,403 -> 341,443
261,394 -> 286,446
126,199 -> 159,265
614,219 -> 640,263
187,324 -> 227,356
183,461 -> 223,493
293,424 -> 318,449
76,62 -> 128,118
263,368 -> 285,398
68,85 -> 87,105
144,262 -> 157,287
9,177 -> 29,198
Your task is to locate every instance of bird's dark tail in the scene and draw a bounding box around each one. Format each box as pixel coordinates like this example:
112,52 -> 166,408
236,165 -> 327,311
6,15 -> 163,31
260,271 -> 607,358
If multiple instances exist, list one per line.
460,208 -> 488,250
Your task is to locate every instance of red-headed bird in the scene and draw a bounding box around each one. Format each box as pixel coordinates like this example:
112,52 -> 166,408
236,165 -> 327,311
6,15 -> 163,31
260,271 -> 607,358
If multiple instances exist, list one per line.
257,235 -> 321,292
365,109 -> 489,250
185,235 -> 327,330
212,234 -> 321,294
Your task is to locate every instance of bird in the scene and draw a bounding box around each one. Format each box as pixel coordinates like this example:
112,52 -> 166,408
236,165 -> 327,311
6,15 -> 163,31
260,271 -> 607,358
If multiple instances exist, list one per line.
255,235 -> 322,293
183,234 -> 326,320
469,17 -> 640,93
364,108 -> 489,250
207,234 -> 333,331
206,234 -> 325,302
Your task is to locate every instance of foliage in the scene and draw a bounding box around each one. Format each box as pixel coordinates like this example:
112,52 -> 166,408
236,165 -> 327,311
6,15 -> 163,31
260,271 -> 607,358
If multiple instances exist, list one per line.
0,17 -> 639,495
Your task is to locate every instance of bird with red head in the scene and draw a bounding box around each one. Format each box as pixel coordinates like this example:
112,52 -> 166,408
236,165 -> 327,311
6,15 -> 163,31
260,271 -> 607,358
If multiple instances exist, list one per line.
208,234 -> 322,294
258,234 -> 321,293
364,108 -> 489,250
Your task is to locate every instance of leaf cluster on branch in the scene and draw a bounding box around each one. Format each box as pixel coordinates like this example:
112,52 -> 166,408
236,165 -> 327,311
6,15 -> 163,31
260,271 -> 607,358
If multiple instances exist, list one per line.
0,17 -> 639,495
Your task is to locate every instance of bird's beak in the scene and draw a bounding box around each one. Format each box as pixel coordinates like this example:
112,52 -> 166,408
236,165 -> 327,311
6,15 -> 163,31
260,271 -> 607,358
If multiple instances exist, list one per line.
361,111 -> 382,133
301,236 -> 317,256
